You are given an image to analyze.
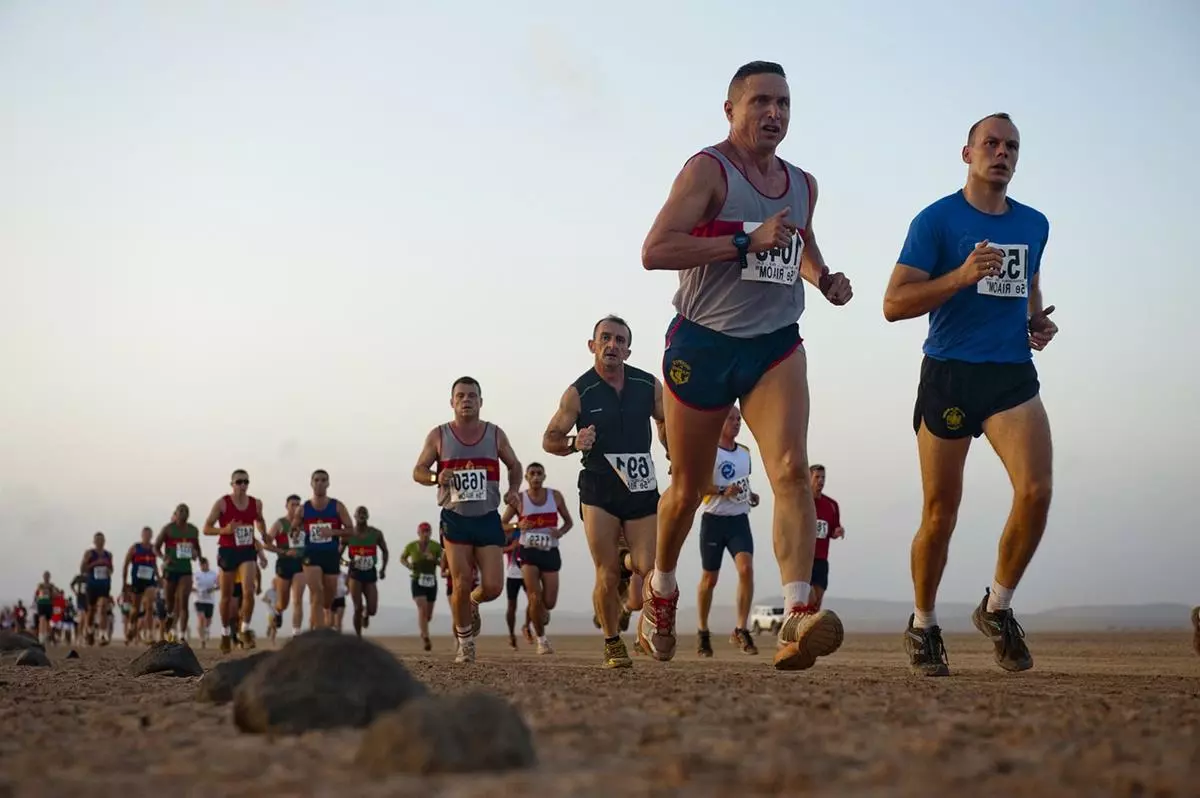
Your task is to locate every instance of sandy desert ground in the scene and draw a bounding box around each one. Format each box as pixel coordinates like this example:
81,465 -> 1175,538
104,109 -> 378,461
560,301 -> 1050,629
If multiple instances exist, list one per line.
1,630 -> 1197,798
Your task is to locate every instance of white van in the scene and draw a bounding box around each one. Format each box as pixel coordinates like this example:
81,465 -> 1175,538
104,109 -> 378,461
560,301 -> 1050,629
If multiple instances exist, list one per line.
749,603 -> 785,635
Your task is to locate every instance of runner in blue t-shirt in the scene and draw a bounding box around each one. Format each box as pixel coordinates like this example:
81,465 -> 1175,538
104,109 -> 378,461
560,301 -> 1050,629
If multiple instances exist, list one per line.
883,112 -> 1060,678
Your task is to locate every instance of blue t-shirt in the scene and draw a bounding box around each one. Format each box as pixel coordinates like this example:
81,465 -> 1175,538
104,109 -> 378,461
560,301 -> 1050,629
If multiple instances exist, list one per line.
897,190 -> 1050,364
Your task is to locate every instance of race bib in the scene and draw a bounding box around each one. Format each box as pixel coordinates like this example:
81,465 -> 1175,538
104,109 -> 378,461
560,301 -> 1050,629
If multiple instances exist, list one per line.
816,520 -> 829,540
308,523 -> 332,545
234,525 -> 255,547
417,572 -> 436,588
92,566 -> 110,580
605,453 -> 658,493
740,227 -> 803,286
288,528 -> 305,548
352,554 -> 375,571
136,565 -> 154,581
524,531 -> 553,551
175,542 -> 193,560
450,468 -> 488,503
977,244 -> 1028,298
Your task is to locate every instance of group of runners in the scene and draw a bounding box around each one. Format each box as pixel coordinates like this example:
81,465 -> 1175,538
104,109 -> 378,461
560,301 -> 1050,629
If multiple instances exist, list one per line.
21,61 -> 1199,672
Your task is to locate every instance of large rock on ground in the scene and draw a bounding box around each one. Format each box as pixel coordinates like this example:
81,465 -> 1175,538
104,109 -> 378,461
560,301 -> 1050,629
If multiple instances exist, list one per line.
0,631 -> 44,653
233,629 -> 425,735
127,641 -> 204,677
196,650 -> 275,704
356,691 -> 536,775
15,648 -> 51,668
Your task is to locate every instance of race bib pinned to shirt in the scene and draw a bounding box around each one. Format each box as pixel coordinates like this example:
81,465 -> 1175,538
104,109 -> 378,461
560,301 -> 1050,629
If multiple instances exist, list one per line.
234,525 -> 255,547
352,554 -> 375,571
524,531 -> 553,551
136,565 -> 154,581
175,542 -> 193,560
740,227 -> 803,286
92,566 -> 110,581
816,520 -> 829,540
605,453 -> 658,493
417,573 -> 436,588
730,476 -> 751,503
450,469 -> 488,503
977,244 -> 1028,298
308,523 -> 332,545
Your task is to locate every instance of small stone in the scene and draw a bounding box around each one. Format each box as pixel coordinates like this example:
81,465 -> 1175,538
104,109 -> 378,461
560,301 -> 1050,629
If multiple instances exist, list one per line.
356,691 -> 536,775
127,641 -> 204,677
15,648 -> 51,668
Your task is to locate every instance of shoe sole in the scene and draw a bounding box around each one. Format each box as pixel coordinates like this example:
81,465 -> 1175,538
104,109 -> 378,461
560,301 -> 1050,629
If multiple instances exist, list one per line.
773,611 -> 844,671
604,658 -> 633,669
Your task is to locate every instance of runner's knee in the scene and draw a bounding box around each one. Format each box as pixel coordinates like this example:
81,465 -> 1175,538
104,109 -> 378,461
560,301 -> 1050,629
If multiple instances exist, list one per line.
734,554 -> 754,580
1015,477 -> 1052,511
919,497 -> 958,539
698,570 -> 719,590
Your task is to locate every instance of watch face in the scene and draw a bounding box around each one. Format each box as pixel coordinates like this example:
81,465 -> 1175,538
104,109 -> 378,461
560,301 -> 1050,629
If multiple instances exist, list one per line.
734,232 -> 749,248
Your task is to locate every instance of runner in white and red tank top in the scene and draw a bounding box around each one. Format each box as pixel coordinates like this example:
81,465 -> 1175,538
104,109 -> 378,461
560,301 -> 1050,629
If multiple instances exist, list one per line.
500,462 -> 574,655
640,60 -> 853,671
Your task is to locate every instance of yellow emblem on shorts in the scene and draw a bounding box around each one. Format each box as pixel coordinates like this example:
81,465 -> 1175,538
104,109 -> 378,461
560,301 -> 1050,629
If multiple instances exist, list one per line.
942,407 -> 965,431
668,359 -> 691,386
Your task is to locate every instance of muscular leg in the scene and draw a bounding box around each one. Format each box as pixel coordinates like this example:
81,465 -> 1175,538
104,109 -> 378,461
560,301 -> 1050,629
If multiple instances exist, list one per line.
469,546 -> 504,604
303,565 -> 326,630
522,567 -> 544,637
982,397 -> 1054,592
654,397 -> 728,576
365,581 -> 378,617
350,579 -> 365,637
321,573 -> 338,621
218,570 -> 236,634
291,573 -> 306,631
541,569 -> 559,611
236,561 -> 257,628
738,348 -> 815,594
414,595 -> 430,640
912,423 -> 972,615
622,516 -> 656,612
162,578 -> 178,635
810,584 -> 826,611
177,575 -> 192,639
733,551 -> 754,629
581,505 -> 625,638
505,592 -> 518,641
696,570 -> 719,632
445,542 -> 478,637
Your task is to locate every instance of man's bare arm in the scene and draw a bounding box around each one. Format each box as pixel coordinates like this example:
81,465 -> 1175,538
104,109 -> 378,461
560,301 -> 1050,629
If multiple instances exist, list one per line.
797,174 -> 831,288
553,489 -> 574,537
652,379 -> 668,453
641,153 -> 731,271
412,428 -> 441,487
543,386 -> 582,456
201,498 -> 226,537
882,263 -> 968,322
496,428 -> 523,492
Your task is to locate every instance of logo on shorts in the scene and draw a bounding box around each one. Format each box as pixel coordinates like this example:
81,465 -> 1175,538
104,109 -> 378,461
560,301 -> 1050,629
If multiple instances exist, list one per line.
668,359 -> 691,385
942,407 -> 965,431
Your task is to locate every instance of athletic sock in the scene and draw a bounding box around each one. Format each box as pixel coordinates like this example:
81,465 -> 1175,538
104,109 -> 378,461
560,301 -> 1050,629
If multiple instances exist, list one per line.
986,582 -> 1014,613
222,625 -> 231,637
782,581 -> 811,611
913,609 -> 937,629
455,625 -> 472,639
650,569 -> 676,595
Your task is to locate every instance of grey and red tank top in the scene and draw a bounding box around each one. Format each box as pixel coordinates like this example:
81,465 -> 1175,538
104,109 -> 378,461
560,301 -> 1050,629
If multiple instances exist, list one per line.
218,494 -> 259,549
672,145 -> 815,338
436,422 -> 500,517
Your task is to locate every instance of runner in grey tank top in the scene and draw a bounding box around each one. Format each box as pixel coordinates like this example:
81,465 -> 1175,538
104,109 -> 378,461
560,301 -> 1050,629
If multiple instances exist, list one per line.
436,422 -> 501,517
638,60 -> 854,673
672,144 -> 814,339
412,375 -> 524,664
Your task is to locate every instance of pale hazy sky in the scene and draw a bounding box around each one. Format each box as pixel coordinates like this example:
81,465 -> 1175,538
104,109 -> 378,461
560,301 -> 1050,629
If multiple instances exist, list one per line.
2,1 -> 1197,616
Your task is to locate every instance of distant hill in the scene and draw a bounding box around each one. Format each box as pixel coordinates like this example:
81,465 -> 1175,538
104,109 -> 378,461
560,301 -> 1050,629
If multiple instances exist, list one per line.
259,597 -> 1195,638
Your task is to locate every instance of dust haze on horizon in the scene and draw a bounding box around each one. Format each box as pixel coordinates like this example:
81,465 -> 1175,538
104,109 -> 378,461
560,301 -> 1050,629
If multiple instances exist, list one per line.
1,2 -> 1197,616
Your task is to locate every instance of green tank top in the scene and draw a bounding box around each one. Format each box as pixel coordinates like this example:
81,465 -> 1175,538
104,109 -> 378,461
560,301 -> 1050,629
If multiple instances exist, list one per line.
404,539 -> 442,578
163,523 -> 200,573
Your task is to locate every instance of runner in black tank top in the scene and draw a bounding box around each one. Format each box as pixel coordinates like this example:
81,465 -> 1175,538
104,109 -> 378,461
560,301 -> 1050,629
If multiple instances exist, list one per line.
541,315 -> 668,669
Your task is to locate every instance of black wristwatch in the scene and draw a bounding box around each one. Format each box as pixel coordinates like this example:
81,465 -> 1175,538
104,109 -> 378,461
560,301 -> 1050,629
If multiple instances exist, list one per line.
732,231 -> 750,266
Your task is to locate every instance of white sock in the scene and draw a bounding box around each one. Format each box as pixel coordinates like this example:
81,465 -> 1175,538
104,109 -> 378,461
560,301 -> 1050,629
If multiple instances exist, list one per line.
538,635 -> 547,644
986,582 -> 1014,613
240,620 -> 250,633
650,569 -> 676,595
222,625 -> 231,637
292,626 -> 301,636
913,609 -> 938,629
782,581 -> 811,611
455,625 -> 472,639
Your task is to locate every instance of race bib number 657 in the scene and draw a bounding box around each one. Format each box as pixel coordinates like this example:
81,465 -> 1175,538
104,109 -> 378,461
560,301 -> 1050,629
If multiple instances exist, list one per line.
740,227 -> 803,286
977,244 -> 1028,298
605,453 -> 658,493
308,523 -> 332,545
816,520 -> 829,540
234,525 -> 255,547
